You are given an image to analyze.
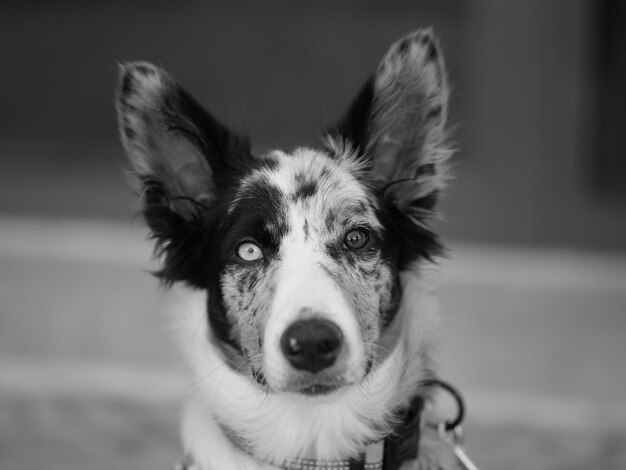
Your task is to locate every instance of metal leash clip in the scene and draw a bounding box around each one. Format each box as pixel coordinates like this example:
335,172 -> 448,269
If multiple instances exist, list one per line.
424,379 -> 481,470
437,421 -> 479,470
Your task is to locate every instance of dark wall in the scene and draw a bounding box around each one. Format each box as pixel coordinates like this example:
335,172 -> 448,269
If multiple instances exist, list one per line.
0,1 -> 466,148
1,1 -> 624,251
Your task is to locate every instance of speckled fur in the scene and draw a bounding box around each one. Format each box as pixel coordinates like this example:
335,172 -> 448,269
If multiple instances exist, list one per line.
219,147 -> 397,392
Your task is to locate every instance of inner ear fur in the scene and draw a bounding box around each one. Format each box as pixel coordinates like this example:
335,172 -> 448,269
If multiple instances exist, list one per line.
115,61 -> 251,219
328,29 -> 452,216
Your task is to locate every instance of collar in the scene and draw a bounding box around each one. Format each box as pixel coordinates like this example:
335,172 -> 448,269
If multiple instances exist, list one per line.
174,393 -> 425,470
381,393 -> 425,470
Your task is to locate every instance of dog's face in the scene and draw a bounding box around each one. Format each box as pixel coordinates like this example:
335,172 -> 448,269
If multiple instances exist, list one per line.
116,29 -> 450,396
219,148 -> 399,394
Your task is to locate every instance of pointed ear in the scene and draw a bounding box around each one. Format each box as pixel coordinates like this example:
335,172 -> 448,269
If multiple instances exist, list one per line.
116,61 -> 250,218
115,62 -> 251,286
328,29 -> 451,215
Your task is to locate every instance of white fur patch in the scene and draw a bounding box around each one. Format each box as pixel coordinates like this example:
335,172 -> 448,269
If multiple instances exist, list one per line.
263,201 -> 366,390
172,269 -> 439,469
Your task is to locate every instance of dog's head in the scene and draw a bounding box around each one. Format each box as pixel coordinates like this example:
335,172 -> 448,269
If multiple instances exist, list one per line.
116,30 -> 450,397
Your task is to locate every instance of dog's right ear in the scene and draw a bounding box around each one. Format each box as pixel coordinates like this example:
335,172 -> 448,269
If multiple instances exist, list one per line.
115,62 -> 251,286
328,29 -> 451,218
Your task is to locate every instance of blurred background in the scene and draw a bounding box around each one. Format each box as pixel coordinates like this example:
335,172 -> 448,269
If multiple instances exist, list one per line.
1,1 -> 625,469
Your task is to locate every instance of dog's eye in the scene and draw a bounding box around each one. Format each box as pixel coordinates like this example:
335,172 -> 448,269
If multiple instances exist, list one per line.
237,242 -> 264,262
344,229 -> 369,250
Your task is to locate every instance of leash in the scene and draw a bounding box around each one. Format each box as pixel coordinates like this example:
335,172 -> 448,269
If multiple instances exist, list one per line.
422,379 -> 480,470
173,379 -> 480,470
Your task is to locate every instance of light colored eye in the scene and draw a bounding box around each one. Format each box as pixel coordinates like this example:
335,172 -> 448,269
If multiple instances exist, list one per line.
237,242 -> 263,262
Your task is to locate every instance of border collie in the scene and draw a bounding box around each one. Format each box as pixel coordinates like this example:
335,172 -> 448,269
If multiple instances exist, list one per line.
116,28 -> 459,470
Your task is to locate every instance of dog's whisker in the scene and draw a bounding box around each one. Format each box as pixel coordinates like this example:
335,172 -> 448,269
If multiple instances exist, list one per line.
356,381 -> 371,399
176,363 -> 227,395
259,388 -> 271,407
211,358 -> 254,392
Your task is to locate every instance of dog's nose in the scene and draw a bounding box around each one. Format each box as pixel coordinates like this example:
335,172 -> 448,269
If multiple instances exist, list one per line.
280,319 -> 343,373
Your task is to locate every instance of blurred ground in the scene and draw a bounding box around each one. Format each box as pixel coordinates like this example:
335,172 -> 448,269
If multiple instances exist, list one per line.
2,388 -> 625,470
1,216 -> 625,469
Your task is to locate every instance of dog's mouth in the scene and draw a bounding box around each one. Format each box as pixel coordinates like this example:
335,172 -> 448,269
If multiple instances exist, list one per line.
255,370 -> 348,396
298,383 -> 339,396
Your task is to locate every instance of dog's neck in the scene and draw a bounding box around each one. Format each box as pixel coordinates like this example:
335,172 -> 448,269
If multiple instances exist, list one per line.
176,273 -> 437,470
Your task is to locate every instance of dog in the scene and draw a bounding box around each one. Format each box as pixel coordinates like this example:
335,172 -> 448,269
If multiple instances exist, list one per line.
116,28 -> 460,470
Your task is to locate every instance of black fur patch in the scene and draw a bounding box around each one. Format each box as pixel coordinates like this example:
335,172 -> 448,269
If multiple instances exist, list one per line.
293,179 -> 318,202
415,163 -> 436,178
120,73 -> 135,96
208,281 -> 239,352
377,195 -> 443,272
399,38 -> 411,54
124,125 -> 135,140
303,220 -> 310,239
410,190 -> 439,212
324,209 -> 338,233
226,180 -> 289,255
426,104 -> 442,122
328,77 -> 375,156
425,39 -> 438,63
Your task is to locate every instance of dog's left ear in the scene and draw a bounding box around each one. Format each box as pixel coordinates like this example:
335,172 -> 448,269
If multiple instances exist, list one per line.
115,62 -> 251,286
328,29 -> 451,215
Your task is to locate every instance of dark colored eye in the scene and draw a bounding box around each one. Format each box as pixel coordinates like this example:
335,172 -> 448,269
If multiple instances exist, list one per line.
344,229 -> 369,250
237,242 -> 263,261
